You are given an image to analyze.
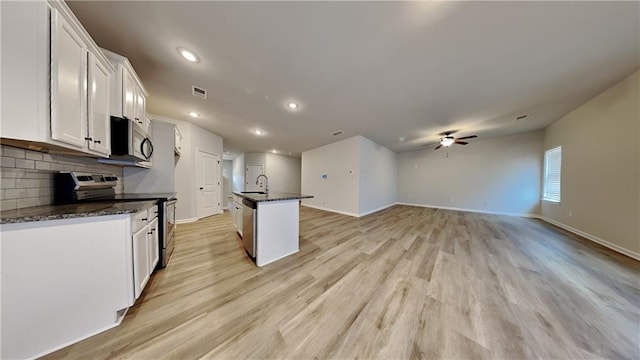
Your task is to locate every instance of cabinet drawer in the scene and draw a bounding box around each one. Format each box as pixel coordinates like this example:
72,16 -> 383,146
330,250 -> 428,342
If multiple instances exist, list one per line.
131,209 -> 149,233
147,205 -> 159,221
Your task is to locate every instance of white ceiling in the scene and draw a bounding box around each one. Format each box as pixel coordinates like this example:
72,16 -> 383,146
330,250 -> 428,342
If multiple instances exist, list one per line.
67,1 -> 639,158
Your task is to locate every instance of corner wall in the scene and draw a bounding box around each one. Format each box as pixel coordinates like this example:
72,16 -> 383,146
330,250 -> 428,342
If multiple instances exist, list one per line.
358,136 -> 397,215
397,131 -> 543,216
301,136 -> 361,216
541,69 -> 640,257
301,135 -> 397,216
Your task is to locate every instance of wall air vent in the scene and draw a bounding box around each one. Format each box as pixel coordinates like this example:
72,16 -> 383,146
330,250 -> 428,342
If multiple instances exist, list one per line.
192,86 -> 207,99
332,130 -> 344,136
515,114 -> 529,121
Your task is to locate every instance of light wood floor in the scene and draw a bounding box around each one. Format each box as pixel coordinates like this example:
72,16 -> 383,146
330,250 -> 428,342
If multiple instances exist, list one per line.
44,205 -> 639,359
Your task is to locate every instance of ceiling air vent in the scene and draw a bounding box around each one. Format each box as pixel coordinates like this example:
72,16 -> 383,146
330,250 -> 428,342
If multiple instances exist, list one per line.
332,130 -> 344,136
192,86 -> 207,99
515,114 -> 529,121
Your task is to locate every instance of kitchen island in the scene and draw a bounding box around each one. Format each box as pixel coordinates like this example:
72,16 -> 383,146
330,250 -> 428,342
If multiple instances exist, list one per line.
233,191 -> 313,267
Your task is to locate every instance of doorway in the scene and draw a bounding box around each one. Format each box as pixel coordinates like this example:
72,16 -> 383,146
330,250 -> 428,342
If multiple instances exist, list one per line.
196,149 -> 221,218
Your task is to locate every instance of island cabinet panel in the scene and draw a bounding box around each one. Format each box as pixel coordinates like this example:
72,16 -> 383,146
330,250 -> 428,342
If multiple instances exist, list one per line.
0,215 -> 132,360
255,200 -> 300,267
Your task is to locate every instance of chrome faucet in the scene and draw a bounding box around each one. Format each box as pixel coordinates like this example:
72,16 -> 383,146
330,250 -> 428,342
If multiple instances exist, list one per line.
256,174 -> 269,194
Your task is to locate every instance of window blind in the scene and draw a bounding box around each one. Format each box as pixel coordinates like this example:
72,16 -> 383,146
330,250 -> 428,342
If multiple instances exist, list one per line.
543,146 -> 561,202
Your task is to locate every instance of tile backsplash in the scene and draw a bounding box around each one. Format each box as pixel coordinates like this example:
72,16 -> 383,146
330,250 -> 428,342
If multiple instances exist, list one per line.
1,145 -> 124,211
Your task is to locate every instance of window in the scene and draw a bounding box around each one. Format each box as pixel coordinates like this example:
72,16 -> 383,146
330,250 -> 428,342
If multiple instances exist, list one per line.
543,146 -> 562,202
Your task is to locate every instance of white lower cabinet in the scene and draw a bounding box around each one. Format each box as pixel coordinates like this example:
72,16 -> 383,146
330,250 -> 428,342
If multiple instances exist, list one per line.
0,215 -> 133,360
132,225 -> 150,300
131,205 -> 159,300
232,195 -> 243,237
148,217 -> 159,273
0,203 -> 162,359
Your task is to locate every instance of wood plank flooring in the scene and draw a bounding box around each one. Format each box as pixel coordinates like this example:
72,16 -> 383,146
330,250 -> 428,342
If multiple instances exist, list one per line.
44,205 -> 640,359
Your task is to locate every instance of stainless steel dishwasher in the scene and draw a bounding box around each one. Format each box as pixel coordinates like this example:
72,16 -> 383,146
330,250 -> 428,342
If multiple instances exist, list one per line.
242,198 -> 257,258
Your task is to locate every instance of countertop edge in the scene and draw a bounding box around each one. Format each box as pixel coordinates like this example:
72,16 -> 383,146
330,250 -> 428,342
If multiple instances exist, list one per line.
0,200 -> 158,225
233,191 -> 314,203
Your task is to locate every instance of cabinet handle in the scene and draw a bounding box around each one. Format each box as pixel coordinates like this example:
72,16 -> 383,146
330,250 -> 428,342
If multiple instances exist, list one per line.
148,231 -> 153,235
134,117 -> 139,120
199,187 -> 204,190
93,140 -> 101,144
141,217 -> 148,221
85,137 -> 93,141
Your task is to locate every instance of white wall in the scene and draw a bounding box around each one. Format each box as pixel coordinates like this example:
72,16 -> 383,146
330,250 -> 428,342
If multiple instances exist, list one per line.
542,69 -> 640,257
398,131 -> 543,216
150,114 -> 223,222
358,136 -> 397,215
302,136 -> 360,216
266,153 -> 301,193
232,154 -> 245,192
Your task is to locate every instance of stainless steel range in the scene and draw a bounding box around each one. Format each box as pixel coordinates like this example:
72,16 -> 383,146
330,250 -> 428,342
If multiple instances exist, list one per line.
53,171 -> 177,268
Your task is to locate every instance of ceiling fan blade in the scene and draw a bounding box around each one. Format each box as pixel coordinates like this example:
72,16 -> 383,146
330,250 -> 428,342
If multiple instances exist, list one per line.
454,141 -> 468,145
456,135 -> 478,140
434,144 -> 443,150
438,130 -> 459,136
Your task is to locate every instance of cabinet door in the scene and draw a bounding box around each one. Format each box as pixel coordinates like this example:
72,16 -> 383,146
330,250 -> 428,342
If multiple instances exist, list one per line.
148,218 -> 159,273
134,87 -> 146,129
87,52 -> 111,156
132,226 -> 150,300
50,10 -> 87,149
122,69 -> 136,121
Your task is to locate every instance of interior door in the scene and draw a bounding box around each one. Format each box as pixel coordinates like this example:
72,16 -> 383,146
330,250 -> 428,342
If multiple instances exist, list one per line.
197,149 -> 220,218
245,165 -> 265,191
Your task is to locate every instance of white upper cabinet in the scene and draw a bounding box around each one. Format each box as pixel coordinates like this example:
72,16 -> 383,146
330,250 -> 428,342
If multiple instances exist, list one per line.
102,48 -> 148,132
87,52 -> 111,156
50,10 -> 87,149
134,86 -> 146,129
0,0 -> 114,157
123,68 -> 137,121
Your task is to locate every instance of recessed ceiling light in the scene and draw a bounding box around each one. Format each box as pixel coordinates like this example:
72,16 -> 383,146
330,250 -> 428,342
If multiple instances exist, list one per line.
188,111 -> 199,118
178,47 -> 199,63
286,101 -> 299,110
272,150 -> 278,154
515,114 -> 529,120
254,129 -> 263,135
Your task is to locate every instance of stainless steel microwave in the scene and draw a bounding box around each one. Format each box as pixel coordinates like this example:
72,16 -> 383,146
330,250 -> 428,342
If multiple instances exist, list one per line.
110,116 -> 153,162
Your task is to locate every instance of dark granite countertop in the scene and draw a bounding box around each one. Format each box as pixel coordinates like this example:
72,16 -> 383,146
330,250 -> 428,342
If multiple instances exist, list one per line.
233,191 -> 313,203
0,201 -> 158,224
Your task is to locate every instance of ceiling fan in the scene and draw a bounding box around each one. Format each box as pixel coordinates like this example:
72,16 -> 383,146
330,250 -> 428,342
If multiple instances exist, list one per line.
423,131 -> 478,150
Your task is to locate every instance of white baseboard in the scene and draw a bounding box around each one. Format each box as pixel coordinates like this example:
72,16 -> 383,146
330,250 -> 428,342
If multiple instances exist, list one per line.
358,203 -> 396,217
301,203 -> 359,217
537,216 -> 640,261
29,322 -> 120,360
176,217 -> 198,224
396,202 -> 539,218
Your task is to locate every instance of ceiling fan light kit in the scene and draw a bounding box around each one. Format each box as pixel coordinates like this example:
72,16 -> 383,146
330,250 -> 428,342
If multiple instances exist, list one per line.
427,131 -> 479,151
